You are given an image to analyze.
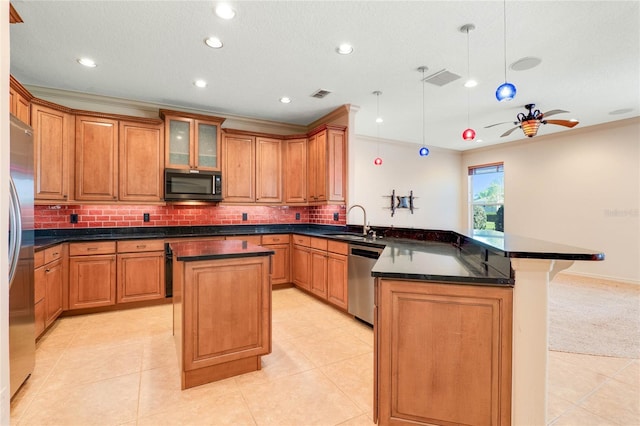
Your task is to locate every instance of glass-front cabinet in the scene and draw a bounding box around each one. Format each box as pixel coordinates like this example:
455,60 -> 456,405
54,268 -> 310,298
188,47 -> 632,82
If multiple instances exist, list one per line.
160,109 -> 225,171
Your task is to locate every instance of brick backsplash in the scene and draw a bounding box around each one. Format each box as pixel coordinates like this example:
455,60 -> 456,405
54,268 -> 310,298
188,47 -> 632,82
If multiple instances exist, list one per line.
35,204 -> 347,229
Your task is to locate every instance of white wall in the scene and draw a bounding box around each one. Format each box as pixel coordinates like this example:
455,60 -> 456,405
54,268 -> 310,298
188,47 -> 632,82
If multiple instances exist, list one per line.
462,118 -> 640,284
347,134 -> 462,230
1,1 -> 11,422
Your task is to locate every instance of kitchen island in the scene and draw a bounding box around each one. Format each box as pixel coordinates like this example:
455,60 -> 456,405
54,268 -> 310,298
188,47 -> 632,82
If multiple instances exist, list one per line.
170,239 -> 274,389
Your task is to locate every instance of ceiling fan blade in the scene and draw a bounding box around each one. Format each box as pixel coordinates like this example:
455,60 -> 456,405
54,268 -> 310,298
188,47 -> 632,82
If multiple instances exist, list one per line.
546,119 -> 579,128
500,126 -> 521,137
542,109 -> 569,118
484,121 -> 512,129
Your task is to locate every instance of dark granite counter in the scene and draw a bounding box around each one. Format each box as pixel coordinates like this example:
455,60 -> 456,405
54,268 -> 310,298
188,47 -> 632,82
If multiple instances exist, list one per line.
171,239 -> 274,262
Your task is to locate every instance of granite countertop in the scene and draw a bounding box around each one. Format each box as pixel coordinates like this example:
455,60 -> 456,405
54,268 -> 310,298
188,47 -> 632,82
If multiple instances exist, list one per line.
371,241 -> 513,285
170,239 -> 274,262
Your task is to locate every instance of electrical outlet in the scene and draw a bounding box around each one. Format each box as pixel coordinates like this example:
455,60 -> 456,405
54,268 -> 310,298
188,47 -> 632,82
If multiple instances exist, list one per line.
333,212 -> 339,221
70,213 -> 78,224
295,212 -> 301,220
143,213 -> 150,222
242,212 -> 248,221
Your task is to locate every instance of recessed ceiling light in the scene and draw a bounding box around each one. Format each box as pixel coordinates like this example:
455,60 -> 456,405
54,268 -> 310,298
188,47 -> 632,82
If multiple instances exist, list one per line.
337,43 -> 353,55
476,139 -> 483,143
569,118 -> 579,122
279,97 -> 291,104
77,58 -> 97,68
215,3 -> 235,19
375,117 -> 383,124
205,37 -> 223,49
510,56 -> 542,71
464,79 -> 477,88
194,79 -> 207,88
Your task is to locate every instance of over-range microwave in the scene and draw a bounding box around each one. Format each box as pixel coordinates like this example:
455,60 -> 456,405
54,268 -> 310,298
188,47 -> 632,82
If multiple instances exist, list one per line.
164,168 -> 223,202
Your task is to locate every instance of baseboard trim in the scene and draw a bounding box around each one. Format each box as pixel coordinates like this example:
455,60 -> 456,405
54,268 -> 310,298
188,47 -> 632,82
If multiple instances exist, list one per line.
553,271 -> 639,290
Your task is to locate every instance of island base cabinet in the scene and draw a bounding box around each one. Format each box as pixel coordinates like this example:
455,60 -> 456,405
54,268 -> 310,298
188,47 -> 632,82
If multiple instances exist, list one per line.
375,279 -> 513,426
175,255 -> 271,389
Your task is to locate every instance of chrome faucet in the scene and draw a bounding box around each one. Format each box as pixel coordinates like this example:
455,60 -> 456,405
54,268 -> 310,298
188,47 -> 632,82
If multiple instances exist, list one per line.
347,204 -> 369,236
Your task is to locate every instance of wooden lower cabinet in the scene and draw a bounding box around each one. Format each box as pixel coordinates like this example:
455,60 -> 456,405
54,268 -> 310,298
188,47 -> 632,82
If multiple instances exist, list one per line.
34,244 -> 65,338
310,249 -> 328,298
326,244 -> 348,310
68,242 -> 117,310
292,237 -> 311,291
174,254 -> 272,389
116,239 -> 165,303
375,279 -> 513,426
261,234 -> 290,286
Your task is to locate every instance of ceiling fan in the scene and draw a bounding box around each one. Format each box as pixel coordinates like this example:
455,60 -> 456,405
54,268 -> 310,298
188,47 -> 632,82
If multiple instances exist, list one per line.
485,104 -> 579,138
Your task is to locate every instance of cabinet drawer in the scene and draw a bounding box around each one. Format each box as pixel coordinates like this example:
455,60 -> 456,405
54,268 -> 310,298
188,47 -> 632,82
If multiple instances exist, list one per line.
34,250 -> 45,268
292,235 -> 310,246
327,240 -> 348,255
69,241 -> 116,256
44,245 -> 63,264
310,237 -> 328,251
261,234 -> 290,245
117,239 -> 165,253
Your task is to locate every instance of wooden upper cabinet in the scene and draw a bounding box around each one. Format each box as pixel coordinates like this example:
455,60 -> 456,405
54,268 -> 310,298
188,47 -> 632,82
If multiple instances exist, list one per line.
327,127 -> 346,203
32,103 -> 74,202
160,109 -> 225,171
9,76 -> 31,124
308,126 -> 346,204
222,133 -> 255,203
307,131 -> 327,203
283,138 -> 307,204
75,116 -> 119,201
255,137 -> 282,203
119,121 -> 164,202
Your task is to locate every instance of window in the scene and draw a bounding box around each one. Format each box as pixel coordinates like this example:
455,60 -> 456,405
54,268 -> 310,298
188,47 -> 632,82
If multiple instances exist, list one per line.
469,163 -> 504,235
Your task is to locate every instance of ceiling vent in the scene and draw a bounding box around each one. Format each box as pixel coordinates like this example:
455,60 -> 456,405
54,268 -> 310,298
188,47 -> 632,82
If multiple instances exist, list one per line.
311,89 -> 332,99
422,69 -> 461,87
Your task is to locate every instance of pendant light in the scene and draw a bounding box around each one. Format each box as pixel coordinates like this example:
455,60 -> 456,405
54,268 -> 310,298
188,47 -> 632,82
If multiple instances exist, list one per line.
495,0 -> 516,101
461,23 -> 476,141
373,91 -> 383,165
417,66 -> 430,157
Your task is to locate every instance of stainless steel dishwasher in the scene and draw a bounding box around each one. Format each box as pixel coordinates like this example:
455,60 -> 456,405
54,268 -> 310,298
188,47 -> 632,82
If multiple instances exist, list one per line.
348,243 -> 383,325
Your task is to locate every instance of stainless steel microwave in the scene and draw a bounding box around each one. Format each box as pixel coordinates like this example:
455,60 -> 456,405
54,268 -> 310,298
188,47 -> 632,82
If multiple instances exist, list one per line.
164,168 -> 223,202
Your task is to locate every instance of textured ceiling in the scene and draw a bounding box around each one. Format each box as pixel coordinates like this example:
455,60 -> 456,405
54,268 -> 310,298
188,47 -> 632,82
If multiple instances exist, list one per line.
9,1 -> 640,151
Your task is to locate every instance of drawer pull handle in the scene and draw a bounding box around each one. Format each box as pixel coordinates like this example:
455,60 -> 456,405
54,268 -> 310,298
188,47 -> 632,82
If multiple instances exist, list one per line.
52,252 -> 59,256
45,269 -> 50,273
136,245 -> 146,249
272,238 -> 280,242
87,247 -> 98,251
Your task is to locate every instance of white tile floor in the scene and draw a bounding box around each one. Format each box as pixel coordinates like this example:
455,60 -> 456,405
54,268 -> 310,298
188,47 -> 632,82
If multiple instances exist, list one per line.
10,288 -> 639,425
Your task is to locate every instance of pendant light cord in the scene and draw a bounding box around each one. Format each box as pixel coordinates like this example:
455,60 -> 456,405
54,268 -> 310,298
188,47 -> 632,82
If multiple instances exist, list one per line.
467,27 -> 471,127
421,68 -> 425,147
503,0 -> 507,82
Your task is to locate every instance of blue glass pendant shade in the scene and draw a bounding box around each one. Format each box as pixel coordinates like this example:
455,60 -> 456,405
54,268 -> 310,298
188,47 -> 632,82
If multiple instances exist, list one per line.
496,82 -> 516,101
418,146 -> 430,157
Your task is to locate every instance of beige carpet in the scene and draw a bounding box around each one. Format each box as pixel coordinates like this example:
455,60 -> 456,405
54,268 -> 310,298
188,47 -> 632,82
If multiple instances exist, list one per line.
549,274 -> 640,359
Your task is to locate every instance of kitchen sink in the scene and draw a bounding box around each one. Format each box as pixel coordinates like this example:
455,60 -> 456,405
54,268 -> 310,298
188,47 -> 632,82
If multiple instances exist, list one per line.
328,233 -> 376,242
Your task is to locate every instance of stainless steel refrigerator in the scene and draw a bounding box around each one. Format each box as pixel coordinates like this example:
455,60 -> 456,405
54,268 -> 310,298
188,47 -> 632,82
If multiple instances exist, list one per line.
8,114 -> 35,398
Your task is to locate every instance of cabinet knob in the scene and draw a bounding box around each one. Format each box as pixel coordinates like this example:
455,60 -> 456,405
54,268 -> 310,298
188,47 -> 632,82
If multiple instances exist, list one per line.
45,269 -> 50,273
63,194 -> 67,199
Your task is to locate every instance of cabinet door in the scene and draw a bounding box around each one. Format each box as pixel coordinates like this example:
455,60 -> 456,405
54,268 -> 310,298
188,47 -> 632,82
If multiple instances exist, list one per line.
69,254 -> 116,309
223,134 -> 255,202
32,104 -> 74,202
117,251 -> 165,303
182,256 -> 271,371
119,121 -> 164,202
255,137 -> 282,203
292,245 -> 311,290
376,279 -> 513,426
256,137 -> 282,203
283,138 -> 307,204
310,249 -> 327,298
308,131 -> 327,202
327,252 -> 348,310
195,120 -> 220,170
75,116 -> 118,201
34,266 -> 46,337
327,128 -> 346,202
44,259 -> 64,326
165,117 -> 192,169
265,243 -> 290,285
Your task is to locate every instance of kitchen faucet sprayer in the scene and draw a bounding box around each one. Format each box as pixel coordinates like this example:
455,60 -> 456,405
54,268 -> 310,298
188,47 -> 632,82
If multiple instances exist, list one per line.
347,204 -> 369,236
